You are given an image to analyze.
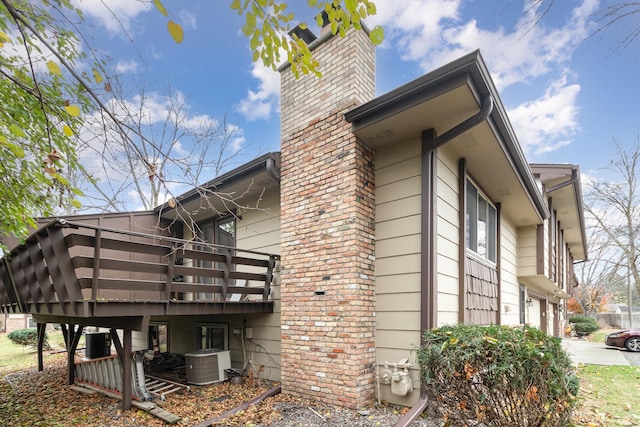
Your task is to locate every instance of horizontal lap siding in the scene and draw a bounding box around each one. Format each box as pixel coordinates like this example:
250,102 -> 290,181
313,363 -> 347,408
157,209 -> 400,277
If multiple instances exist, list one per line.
500,219 -> 521,325
235,191 -> 282,381
516,225 -> 538,277
375,142 -> 462,348
436,148 -> 460,326
375,142 -> 462,406
375,140 -> 422,364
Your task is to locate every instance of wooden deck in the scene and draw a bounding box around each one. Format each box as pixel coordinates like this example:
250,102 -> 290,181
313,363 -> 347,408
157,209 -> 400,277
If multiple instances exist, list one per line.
0,219 -> 278,330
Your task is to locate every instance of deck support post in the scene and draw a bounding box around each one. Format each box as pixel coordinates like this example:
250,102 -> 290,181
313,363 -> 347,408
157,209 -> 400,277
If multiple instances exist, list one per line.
122,329 -> 132,411
63,323 -> 84,385
36,322 -> 47,371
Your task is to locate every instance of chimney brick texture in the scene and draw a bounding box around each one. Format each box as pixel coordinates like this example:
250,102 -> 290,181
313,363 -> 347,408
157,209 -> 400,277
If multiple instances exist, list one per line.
279,28 -> 377,408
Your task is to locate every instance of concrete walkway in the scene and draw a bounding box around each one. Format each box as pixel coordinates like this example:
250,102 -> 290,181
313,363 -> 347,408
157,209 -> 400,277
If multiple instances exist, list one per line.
562,338 -> 630,366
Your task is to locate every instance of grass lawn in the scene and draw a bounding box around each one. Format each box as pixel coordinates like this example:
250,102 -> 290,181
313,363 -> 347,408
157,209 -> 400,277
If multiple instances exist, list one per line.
570,327 -> 640,426
0,330 -> 77,374
575,365 -> 640,426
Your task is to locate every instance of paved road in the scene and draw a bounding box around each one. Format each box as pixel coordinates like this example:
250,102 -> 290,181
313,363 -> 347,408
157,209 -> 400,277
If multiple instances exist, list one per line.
621,349 -> 640,366
562,338 -> 640,366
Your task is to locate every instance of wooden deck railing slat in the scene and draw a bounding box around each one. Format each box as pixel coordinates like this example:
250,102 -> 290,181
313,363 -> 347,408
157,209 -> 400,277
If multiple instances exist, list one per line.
17,246 -> 42,311
27,243 -> 53,313
0,220 -> 279,317
9,252 -> 30,305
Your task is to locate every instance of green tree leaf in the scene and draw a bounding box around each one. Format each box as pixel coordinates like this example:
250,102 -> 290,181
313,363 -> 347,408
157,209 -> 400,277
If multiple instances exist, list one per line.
154,0 -> 169,17
369,25 -> 384,45
9,124 -> 26,138
64,105 -> 81,117
167,20 -> 184,43
46,60 -> 62,76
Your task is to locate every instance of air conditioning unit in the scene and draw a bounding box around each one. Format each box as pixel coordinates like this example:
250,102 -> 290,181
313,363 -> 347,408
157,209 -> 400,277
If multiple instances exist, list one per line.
185,349 -> 231,385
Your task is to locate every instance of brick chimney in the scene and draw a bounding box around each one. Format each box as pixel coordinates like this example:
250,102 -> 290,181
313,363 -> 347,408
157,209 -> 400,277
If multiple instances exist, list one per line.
278,18 -> 377,408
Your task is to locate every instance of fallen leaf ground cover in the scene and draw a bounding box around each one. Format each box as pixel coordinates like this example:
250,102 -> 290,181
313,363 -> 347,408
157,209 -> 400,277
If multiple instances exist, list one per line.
1,333 -> 640,426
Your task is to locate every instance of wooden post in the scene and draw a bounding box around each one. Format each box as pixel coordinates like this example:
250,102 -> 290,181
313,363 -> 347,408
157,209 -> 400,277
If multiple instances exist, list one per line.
36,322 -> 46,371
122,329 -> 132,411
110,328 -> 123,358
66,324 -> 84,385
66,324 -> 75,385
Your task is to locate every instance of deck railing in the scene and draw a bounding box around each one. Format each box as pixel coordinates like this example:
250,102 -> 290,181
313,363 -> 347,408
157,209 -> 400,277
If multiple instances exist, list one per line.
0,219 -> 279,317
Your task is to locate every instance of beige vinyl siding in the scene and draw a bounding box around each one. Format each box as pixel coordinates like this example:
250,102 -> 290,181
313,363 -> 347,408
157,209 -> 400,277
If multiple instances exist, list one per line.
236,191 -> 281,254
375,139 -> 422,365
500,218 -> 521,325
133,193 -> 283,380
436,147 -> 460,326
516,225 -> 538,277
542,218 -> 550,277
374,141 -> 461,405
235,191 -> 282,381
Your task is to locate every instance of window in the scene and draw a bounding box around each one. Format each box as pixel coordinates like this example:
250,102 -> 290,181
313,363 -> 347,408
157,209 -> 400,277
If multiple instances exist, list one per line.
466,179 -> 496,262
196,216 -> 237,300
148,322 -> 169,353
196,323 -> 228,350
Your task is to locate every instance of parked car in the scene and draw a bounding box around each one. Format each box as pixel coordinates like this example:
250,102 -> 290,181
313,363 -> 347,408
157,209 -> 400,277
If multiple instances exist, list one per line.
605,329 -> 640,352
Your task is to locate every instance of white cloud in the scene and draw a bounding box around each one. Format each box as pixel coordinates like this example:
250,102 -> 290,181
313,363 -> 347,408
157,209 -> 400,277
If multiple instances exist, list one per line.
372,0 -> 598,90
178,10 -> 197,30
73,0 -> 150,34
508,73 -> 581,155
369,0 -> 599,155
235,64 -> 281,121
115,59 -> 139,74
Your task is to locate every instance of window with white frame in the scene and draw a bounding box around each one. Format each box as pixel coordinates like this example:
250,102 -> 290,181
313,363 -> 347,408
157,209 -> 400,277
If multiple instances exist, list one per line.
466,179 -> 497,263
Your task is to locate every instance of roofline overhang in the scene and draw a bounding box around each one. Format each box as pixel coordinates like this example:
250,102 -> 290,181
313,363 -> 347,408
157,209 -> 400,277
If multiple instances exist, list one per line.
345,50 -> 549,222
154,151 -> 281,215
530,163 -> 589,262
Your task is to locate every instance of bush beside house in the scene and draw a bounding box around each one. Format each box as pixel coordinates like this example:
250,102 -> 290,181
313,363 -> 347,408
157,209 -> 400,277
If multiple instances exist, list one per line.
568,315 -> 599,336
418,325 -> 578,426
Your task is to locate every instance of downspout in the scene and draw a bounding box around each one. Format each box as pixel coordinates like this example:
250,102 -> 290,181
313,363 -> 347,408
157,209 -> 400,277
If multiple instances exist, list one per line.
394,94 -> 494,427
265,156 -> 281,183
545,169 -> 578,193
431,95 -> 493,149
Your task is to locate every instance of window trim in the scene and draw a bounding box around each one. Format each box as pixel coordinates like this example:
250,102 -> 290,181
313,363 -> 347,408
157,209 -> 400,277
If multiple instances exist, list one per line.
465,177 -> 497,265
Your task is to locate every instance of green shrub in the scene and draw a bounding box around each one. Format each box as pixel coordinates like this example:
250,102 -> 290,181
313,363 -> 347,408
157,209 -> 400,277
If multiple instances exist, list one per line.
568,315 -> 597,325
418,325 -> 578,426
569,315 -> 599,335
573,321 -> 599,334
7,328 -> 47,347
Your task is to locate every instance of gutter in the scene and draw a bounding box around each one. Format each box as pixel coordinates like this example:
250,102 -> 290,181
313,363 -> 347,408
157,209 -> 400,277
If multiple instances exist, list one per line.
543,166 -> 588,261
396,94 -> 494,427
154,152 -> 281,214
545,168 -> 578,193
431,95 -> 494,149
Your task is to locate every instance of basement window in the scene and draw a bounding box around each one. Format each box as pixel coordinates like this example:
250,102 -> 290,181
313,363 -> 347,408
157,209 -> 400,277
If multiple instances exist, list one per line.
148,322 -> 169,353
196,323 -> 228,351
466,179 -> 497,263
